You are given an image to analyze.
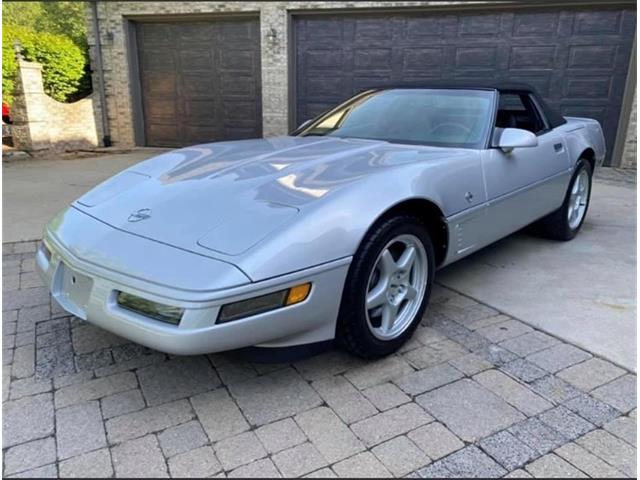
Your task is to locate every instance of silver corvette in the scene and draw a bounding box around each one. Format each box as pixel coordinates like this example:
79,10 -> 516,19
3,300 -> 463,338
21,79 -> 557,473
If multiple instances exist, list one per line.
36,85 -> 605,358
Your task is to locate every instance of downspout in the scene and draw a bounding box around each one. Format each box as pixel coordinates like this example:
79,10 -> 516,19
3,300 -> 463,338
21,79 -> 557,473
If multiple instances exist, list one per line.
90,1 -> 111,147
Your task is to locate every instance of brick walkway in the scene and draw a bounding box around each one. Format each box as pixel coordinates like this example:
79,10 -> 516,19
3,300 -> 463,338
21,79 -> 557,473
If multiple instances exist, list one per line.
2,241 -> 636,478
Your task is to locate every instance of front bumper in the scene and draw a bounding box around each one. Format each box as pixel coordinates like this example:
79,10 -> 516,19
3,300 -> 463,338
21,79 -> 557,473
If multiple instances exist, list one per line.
37,231 -> 351,356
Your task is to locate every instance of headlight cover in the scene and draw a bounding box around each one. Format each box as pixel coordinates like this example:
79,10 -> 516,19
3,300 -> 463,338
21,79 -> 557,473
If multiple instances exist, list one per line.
117,291 -> 184,325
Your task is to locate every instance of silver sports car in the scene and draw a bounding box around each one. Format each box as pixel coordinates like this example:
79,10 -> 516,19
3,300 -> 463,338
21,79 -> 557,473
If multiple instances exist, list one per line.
36,84 -> 605,358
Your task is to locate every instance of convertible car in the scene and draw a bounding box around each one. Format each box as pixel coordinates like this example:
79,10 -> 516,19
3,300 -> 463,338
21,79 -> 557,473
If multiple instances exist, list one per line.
36,84 -> 605,358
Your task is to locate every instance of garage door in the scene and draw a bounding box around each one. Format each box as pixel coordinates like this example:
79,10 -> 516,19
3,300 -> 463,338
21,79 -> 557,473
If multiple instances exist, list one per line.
294,6 -> 635,164
136,18 -> 261,147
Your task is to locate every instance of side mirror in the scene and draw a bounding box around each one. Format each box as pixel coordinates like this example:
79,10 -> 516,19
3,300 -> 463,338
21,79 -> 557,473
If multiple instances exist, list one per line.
492,127 -> 538,153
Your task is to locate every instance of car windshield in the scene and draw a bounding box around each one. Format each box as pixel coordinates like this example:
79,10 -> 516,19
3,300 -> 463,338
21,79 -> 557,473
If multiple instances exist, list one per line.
296,88 -> 495,148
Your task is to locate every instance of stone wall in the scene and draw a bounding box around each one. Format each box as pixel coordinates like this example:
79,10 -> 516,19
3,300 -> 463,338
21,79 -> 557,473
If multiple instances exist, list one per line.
620,93 -> 637,169
11,59 -> 99,153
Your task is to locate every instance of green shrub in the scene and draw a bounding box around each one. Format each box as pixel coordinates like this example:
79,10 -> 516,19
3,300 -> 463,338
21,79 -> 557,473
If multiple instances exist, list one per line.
2,25 -> 87,104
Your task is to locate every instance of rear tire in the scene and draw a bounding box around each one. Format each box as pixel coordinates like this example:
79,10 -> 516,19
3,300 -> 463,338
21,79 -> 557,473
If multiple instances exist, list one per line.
336,214 -> 435,358
533,159 -> 592,241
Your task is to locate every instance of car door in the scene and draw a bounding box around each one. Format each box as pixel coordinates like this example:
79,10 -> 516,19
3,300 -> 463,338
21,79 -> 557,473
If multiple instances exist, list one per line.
481,92 -> 571,240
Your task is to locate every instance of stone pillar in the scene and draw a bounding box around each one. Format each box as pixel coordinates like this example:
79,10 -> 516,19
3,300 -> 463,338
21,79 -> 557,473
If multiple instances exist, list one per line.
11,58 -> 51,152
260,3 -> 289,136
621,92 -> 637,168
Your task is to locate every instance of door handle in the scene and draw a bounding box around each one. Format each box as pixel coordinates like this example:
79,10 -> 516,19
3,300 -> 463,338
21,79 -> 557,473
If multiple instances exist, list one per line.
554,143 -> 564,153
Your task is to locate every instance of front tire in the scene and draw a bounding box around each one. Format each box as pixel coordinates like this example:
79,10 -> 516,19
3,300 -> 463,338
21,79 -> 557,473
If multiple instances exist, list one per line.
336,214 -> 435,358
533,159 -> 593,241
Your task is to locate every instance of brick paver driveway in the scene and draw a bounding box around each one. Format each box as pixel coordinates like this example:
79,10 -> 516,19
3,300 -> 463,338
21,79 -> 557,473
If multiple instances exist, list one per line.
3,240 -> 636,478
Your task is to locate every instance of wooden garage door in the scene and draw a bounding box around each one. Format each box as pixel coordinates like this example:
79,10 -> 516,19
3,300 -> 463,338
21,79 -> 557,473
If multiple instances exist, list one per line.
294,6 -> 636,164
136,18 -> 261,147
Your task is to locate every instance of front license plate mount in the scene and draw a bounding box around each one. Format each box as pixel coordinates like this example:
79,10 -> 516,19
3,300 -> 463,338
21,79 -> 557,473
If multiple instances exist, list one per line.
52,263 -> 93,320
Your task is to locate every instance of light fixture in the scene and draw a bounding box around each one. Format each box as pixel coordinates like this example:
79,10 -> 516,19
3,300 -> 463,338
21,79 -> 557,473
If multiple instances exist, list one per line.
217,283 -> 311,323
266,27 -> 278,44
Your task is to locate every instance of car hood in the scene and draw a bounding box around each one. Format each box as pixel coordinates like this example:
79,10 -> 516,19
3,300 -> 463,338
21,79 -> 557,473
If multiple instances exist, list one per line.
73,136 -> 463,260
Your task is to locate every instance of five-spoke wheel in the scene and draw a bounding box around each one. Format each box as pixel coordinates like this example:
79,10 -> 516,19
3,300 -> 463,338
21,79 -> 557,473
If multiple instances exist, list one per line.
337,214 -> 435,358
567,169 -> 590,230
365,234 -> 428,341
534,158 -> 593,241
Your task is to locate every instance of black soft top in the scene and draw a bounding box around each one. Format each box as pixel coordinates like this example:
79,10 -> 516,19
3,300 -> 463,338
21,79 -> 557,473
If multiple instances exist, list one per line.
376,81 -> 567,129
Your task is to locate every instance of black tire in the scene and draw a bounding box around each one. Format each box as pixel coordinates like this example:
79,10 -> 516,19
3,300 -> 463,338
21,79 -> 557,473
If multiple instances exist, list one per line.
533,158 -> 593,241
336,214 -> 435,358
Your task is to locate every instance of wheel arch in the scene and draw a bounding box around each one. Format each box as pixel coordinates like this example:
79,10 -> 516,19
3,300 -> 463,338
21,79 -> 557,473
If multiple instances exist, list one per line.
367,197 -> 449,267
579,147 -> 596,173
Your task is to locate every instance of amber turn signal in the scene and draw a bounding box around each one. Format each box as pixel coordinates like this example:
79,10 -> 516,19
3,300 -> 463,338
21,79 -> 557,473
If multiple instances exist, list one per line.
286,283 -> 311,305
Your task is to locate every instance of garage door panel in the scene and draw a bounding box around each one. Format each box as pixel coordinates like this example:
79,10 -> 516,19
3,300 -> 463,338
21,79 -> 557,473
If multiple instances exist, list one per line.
140,51 -> 176,71
180,50 -> 214,70
223,127 -> 260,140
184,125 -> 219,145
403,17 -> 445,38
402,47 -> 444,71
137,18 -> 261,147
220,50 -> 257,72
306,77 -> 347,97
147,124 -> 181,147
143,76 -> 176,96
221,74 -> 258,97
455,46 -> 499,70
175,24 -> 215,43
304,50 -> 343,71
458,14 -> 502,36
512,12 -> 560,36
567,45 -> 617,69
354,18 -> 393,39
508,46 -> 557,70
223,102 -> 260,123
182,75 -> 216,98
294,7 -> 635,164
184,101 -> 217,125
220,20 -> 256,40
353,49 -> 392,70
144,99 -> 177,120
138,24 -> 174,45
574,10 -> 624,34
564,77 -> 613,99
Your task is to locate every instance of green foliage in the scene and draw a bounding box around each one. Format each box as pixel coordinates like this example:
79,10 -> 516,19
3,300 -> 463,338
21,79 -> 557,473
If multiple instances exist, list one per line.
2,2 -> 45,30
2,37 -> 17,105
2,2 -> 87,48
3,25 -> 87,103
40,2 -> 88,49
2,1 -> 90,104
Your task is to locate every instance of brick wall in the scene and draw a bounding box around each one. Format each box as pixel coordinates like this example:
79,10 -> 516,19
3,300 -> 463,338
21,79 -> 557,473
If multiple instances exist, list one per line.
11,60 -> 99,153
621,93 -> 637,169
89,1 -> 636,167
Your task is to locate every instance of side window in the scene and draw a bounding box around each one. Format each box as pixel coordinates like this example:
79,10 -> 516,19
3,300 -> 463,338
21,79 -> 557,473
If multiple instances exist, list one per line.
496,93 -> 547,134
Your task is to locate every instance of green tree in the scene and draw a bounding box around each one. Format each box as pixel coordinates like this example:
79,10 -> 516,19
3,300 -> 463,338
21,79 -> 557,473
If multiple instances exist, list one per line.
3,26 -> 86,103
2,1 -> 90,104
40,2 -> 88,49
2,1 -> 87,48
1,2 -> 45,30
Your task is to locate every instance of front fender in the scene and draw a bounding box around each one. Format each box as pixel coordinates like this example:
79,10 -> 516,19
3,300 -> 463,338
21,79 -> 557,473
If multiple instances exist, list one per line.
235,163 -> 448,281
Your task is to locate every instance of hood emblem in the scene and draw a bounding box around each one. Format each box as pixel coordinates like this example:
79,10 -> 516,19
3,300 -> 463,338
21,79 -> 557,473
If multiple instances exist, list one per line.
128,208 -> 152,223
